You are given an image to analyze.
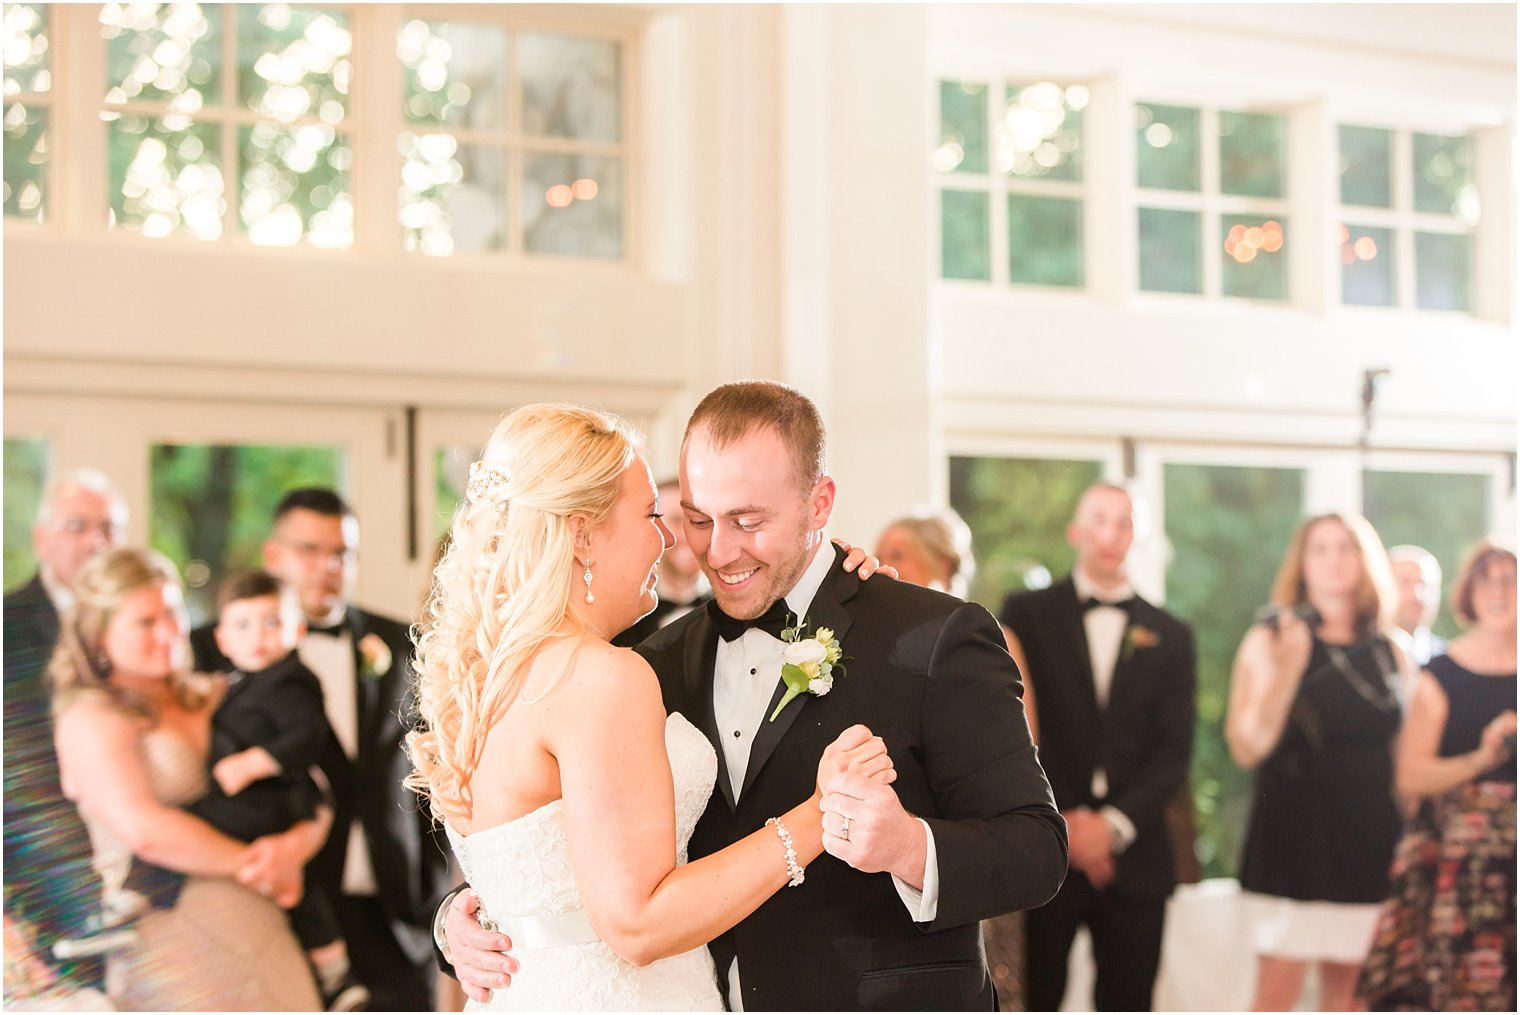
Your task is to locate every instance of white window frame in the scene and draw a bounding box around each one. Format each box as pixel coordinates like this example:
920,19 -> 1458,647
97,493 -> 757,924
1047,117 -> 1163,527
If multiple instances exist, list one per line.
3,0 -> 57,228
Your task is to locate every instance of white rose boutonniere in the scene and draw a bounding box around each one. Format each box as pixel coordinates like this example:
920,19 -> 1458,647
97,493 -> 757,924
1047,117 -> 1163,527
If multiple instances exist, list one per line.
358,633 -> 393,681
770,617 -> 846,722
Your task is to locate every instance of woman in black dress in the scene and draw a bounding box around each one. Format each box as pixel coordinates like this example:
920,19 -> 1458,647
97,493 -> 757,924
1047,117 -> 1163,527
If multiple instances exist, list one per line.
1226,512 -> 1413,1011
1358,541 -> 1517,1011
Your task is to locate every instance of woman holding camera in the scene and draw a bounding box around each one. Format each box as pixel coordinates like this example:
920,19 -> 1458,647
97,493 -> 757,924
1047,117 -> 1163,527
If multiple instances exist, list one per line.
1225,513 -> 1412,1011
1357,541 -> 1516,1011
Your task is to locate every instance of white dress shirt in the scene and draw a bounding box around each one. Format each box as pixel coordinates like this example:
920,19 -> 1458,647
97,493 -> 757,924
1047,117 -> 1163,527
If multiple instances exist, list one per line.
1071,568 -> 1138,853
715,536 -> 939,1009
300,620 -> 378,895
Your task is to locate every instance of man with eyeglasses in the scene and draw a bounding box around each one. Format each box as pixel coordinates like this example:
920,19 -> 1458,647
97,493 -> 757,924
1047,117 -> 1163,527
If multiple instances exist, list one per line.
3,469 -> 129,991
190,487 -> 449,1011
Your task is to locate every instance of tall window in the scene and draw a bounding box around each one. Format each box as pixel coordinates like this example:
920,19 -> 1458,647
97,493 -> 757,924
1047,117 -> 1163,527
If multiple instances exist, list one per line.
3,436 -> 50,589
936,78 -> 1087,288
1135,104 -> 1289,300
100,2 -> 354,247
3,2 -> 50,223
398,18 -> 625,259
1338,124 -> 1477,312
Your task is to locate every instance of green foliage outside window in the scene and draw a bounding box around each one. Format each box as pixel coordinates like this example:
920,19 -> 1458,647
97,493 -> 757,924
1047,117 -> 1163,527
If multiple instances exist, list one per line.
3,437 -> 49,590
150,443 -> 341,624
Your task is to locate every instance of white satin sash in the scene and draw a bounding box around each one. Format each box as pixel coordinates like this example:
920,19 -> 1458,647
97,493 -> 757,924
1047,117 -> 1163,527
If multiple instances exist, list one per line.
484,909 -> 601,950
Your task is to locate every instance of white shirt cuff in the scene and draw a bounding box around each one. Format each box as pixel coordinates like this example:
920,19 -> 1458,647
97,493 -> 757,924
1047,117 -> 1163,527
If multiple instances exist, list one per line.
890,818 -> 939,922
1099,805 -> 1137,854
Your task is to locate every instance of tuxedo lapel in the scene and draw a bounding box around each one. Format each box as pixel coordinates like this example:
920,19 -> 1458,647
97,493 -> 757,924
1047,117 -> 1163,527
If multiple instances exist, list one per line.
347,611 -> 381,753
740,547 -> 857,801
1058,579 -> 1101,719
683,610 -> 734,811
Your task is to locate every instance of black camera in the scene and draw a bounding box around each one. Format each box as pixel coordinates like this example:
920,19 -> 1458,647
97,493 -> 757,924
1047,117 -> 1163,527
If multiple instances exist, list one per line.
1255,602 -> 1322,632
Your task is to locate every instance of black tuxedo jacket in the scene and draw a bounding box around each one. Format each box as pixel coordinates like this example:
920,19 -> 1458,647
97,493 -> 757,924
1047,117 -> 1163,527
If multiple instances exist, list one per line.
999,577 -> 1195,899
637,546 -> 1066,1011
191,608 -> 450,964
2,575 -> 104,975
189,652 -> 327,841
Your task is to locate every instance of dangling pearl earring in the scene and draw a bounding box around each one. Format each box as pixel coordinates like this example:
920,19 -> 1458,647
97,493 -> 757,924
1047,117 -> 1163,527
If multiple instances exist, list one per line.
582,562 -> 595,604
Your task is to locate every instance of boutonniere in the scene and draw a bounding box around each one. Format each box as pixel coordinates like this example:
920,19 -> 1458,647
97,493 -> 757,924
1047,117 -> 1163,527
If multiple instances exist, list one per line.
358,633 -> 393,681
770,616 -> 846,722
1121,625 -> 1160,661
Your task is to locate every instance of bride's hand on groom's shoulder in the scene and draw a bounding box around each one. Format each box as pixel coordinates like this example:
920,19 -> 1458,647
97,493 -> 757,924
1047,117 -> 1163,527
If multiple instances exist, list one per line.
833,539 -> 899,581
445,889 -> 520,1002
816,725 -> 896,797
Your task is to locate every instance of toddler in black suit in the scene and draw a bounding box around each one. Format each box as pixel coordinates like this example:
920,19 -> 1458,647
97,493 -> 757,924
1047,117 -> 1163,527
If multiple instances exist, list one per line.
189,571 -> 369,1012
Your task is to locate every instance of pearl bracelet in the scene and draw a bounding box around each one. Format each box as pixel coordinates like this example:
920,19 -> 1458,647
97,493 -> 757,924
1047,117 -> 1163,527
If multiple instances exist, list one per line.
766,817 -> 805,887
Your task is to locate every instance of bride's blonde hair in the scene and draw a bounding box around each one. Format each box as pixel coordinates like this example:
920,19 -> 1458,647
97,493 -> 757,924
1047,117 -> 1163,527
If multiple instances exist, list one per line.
407,404 -> 641,822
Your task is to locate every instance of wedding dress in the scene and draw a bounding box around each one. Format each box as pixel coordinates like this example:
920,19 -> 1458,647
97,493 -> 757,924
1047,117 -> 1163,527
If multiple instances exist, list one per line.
76,715 -> 320,1012
447,712 -> 724,1011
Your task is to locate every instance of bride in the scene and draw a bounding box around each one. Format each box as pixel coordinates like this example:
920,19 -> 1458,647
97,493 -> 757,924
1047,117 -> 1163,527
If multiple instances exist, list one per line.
407,404 -> 894,1011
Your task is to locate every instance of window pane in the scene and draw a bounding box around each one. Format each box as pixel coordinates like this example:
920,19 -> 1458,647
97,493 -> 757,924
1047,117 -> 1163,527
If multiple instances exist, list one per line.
236,5 -> 350,124
519,33 -> 620,142
1363,470 -> 1490,638
401,134 -> 505,255
1338,124 -> 1391,208
940,189 -> 989,281
1138,206 -> 1201,294
399,19 -> 508,130
937,80 -> 986,175
3,2 -> 50,95
238,122 -> 351,248
1414,231 -> 1471,312
522,152 -> 621,258
3,436 -> 49,590
1164,462 -> 1304,879
1219,111 -> 1284,198
1412,132 -> 1475,218
1340,223 -> 1395,306
1221,215 -> 1287,300
101,3 -> 222,108
1008,193 -> 1082,287
2,101 -> 45,220
948,455 -> 1103,610
107,115 -> 224,239
1000,82 -> 1083,182
1136,103 -> 1200,192
150,443 -> 342,625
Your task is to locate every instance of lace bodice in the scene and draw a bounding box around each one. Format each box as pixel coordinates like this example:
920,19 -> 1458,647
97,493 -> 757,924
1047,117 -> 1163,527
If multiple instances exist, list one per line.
446,711 -> 722,1011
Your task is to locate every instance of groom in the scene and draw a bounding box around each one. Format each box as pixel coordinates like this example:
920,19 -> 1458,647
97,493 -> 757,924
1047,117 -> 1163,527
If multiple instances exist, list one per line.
444,381 -> 1066,1009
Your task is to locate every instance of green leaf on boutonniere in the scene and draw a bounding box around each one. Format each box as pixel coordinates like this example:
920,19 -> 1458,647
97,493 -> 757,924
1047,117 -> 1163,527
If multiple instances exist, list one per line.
770,663 -> 813,722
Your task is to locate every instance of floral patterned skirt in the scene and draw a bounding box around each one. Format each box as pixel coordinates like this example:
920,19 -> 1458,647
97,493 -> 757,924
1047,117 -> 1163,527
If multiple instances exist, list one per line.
1356,780 -> 1516,1012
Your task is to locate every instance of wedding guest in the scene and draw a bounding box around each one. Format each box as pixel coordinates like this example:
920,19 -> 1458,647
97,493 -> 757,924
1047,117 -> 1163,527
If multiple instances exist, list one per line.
3,469 -> 127,988
613,478 -> 711,647
51,548 -> 324,1010
873,509 -> 975,599
1389,544 -> 1448,666
1001,482 -> 1196,1011
1226,512 -> 1412,1012
189,571 -> 369,1011
190,488 -> 450,1011
1357,541 -> 1517,1011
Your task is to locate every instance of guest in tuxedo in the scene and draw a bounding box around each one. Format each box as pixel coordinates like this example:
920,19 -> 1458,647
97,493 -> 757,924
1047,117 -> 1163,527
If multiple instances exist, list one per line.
190,488 -> 449,1011
1389,544 -> 1448,666
443,380 -> 1066,1010
1000,482 -> 1197,1012
612,478 -> 711,647
2,469 -> 127,988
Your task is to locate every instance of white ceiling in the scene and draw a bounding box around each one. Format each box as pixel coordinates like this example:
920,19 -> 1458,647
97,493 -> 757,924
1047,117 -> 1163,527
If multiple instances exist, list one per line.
1086,3 -> 1516,68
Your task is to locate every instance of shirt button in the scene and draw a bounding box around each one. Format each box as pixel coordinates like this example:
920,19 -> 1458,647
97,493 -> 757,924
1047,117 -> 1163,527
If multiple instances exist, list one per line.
750,668 -> 757,675
733,730 -> 742,738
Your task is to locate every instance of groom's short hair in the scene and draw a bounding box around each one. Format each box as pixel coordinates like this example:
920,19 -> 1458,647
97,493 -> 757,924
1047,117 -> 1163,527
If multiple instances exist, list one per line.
684,380 -> 827,493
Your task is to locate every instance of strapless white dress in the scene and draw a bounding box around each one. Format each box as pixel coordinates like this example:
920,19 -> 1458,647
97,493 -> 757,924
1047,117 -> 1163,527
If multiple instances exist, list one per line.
447,712 -> 723,1011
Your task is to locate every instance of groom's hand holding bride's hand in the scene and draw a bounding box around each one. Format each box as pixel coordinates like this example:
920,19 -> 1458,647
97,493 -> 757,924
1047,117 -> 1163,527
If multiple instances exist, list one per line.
815,725 -> 897,798
445,888 -> 520,1002
819,766 -> 929,889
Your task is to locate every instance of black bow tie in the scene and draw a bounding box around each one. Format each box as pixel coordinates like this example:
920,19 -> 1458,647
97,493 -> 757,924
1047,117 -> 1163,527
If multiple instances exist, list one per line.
307,620 -> 347,638
1082,596 -> 1136,614
708,598 -> 792,643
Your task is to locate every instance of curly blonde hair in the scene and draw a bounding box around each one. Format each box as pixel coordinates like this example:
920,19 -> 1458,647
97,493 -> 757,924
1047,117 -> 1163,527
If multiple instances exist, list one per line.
49,547 -> 205,720
407,404 -> 641,823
